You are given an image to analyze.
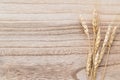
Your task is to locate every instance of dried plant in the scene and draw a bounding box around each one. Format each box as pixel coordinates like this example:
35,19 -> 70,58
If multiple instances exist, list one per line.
98,26 -> 113,64
91,9 -> 101,80
93,26 -> 113,80
80,9 -> 118,80
102,26 -> 118,80
92,9 -> 99,55
92,28 -> 101,80
94,28 -> 101,55
79,15 -> 90,38
92,9 -> 99,36
79,15 -> 92,76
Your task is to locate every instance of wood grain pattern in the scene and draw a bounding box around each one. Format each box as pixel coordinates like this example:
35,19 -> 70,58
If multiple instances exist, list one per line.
0,54 -> 120,80
0,0 -> 119,80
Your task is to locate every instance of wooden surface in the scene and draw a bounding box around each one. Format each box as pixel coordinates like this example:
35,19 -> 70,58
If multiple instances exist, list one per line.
0,0 -> 120,80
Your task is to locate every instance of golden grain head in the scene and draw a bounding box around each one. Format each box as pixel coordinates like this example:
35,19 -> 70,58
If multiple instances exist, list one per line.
81,7 -> 118,80
98,26 -> 113,64
79,15 -> 93,76
92,9 -> 99,34
79,15 -> 89,37
101,26 -> 118,80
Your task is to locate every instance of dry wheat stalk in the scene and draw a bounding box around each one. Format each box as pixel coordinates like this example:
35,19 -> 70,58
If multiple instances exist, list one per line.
102,26 -> 118,80
91,9 -> 101,80
98,26 -> 113,64
92,9 -> 100,64
79,15 -> 90,38
79,15 -> 92,76
80,9 -> 118,80
92,9 -> 99,36
93,26 -> 112,73
92,29 -> 101,80
92,8 -> 99,51
92,9 -> 99,52
92,26 -> 113,80
92,27 -> 101,80
94,27 -> 101,58
92,49 -> 100,80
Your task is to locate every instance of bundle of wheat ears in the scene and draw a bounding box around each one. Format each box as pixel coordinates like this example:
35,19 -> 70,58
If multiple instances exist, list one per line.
80,9 -> 118,80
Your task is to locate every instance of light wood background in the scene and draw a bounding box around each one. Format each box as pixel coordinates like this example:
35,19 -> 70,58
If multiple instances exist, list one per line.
0,0 -> 120,80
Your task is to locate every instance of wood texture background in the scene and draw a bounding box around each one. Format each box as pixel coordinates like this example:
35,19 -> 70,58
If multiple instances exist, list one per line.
0,0 -> 120,80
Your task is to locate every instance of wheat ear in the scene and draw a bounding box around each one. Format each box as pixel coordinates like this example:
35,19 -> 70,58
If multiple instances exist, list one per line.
93,26 -> 113,80
98,26 -> 113,64
102,26 -> 118,80
92,8 -> 100,64
93,27 -> 101,80
92,9 -> 99,36
91,8 -> 101,80
79,15 -> 89,38
92,8 -> 99,50
94,27 -> 101,58
79,15 -> 92,76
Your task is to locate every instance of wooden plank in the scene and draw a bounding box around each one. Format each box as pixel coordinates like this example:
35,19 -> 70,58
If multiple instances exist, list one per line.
0,0 -> 120,4
0,14 -> 119,22
0,24 -> 119,55
0,0 -> 119,79
77,65 -> 120,80
0,4 -> 120,14
0,54 -> 120,80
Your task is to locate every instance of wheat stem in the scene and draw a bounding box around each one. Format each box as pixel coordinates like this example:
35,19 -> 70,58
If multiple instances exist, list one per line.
98,26 -> 113,64
102,26 -> 118,80
91,8 -> 101,80
92,8 -> 99,62
93,26 -> 113,80
79,15 -> 92,77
